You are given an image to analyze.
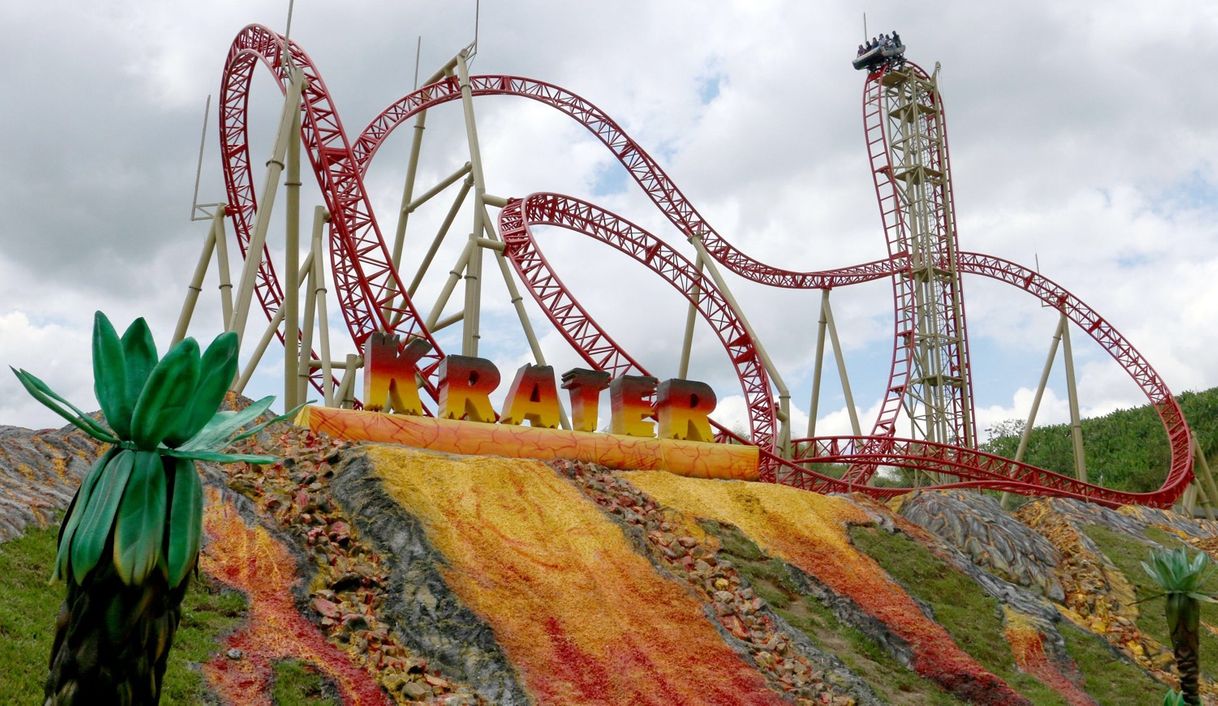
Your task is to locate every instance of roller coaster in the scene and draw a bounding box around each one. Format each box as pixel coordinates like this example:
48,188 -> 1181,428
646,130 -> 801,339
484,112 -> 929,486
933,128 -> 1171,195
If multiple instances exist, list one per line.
180,24 -> 1202,509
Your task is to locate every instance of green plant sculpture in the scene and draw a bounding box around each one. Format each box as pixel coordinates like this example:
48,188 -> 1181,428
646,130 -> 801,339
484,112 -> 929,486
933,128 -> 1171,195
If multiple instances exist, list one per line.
1142,546 -> 1216,706
11,311 -> 292,705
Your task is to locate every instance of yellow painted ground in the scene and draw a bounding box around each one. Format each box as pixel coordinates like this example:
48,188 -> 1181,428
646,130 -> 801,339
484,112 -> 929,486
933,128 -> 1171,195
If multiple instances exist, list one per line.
623,472 -> 1019,700
368,446 -> 784,706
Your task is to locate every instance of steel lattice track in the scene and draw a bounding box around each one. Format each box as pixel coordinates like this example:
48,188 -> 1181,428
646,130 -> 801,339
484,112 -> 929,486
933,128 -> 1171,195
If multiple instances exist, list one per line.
217,25 -> 1192,507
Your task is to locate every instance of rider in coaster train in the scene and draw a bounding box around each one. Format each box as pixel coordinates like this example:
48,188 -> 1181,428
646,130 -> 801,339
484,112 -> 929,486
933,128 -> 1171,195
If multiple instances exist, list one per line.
853,31 -> 905,71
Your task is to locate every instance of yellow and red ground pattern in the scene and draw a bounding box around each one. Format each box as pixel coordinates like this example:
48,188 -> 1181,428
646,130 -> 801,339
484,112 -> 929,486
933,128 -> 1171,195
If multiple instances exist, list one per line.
367,445 -> 785,705
623,472 -> 1026,705
199,488 -> 389,705
1003,608 -> 1095,706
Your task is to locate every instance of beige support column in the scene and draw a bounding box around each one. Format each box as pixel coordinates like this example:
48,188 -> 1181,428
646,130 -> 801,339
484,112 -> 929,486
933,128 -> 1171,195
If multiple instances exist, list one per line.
1180,483 -> 1199,517
431,311 -> 465,332
1194,440 -> 1218,522
1194,480 -> 1217,522
383,120 -> 461,323
390,111 -> 429,273
479,206 -> 572,430
689,236 -> 790,452
408,177 -> 472,299
212,206 -> 234,328
173,223 -> 217,345
807,290 -> 830,440
678,255 -> 704,380
823,293 -> 861,437
297,258 -> 318,405
419,57 -> 459,88
1016,316 -> 1065,464
233,306 -> 288,396
314,234 -> 334,407
406,164 -> 472,216
426,241 -> 474,330
229,68 -> 305,345
1001,315 -> 1066,508
336,354 -> 360,409
1059,315 -> 1088,482
296,207 -> 326,405
283,106 -> 302,410
456,52 -> 486,356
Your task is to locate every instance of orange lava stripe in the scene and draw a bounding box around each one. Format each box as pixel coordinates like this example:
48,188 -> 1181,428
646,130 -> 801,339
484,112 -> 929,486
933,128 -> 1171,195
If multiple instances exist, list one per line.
298,405 -> 758,480
1004,609 -> 1096,706
199,488 -> 389,705
368,446 -> 785,706
623,473 -> 1026,705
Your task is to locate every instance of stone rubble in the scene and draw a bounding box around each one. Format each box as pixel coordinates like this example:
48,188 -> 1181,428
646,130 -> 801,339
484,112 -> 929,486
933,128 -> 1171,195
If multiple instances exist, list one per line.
226,427 -> 493,705
551,458 -> 875,706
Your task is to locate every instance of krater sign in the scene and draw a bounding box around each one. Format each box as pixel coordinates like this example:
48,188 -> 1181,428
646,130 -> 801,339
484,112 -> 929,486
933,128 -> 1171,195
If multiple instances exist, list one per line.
297,333 -> 759,480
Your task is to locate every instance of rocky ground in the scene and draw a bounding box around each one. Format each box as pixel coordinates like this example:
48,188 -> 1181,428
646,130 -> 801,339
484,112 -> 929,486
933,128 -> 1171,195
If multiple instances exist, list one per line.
3,419 -> 1217,704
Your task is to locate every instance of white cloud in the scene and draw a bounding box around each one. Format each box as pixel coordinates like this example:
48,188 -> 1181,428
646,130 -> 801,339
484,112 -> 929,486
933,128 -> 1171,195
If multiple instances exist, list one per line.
1,0 -> 1215,453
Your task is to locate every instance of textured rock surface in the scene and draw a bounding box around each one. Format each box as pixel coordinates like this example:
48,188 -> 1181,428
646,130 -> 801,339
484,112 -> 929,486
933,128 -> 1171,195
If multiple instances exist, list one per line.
0,423 -> 101,541
893,490 -> 1065,602
331,451 -> 528,705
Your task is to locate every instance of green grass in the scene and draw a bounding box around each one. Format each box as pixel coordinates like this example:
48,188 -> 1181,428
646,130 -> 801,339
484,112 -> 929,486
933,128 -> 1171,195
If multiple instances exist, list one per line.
1083,523 -> 1218,679
1056,619 -> 1164,703
849,526 -> 1070,705
0,522 -> 246,704
271,659 -> 342,705
705,519 -> 966,705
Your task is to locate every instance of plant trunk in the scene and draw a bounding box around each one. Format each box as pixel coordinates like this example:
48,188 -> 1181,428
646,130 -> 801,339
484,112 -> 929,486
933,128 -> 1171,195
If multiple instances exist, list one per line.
1169,595 -> 1201,706
44,546 -> 190,705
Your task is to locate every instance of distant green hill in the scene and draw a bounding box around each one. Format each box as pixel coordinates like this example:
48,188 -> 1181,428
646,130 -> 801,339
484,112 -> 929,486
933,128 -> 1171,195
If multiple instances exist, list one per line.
980,387 -> 1218,492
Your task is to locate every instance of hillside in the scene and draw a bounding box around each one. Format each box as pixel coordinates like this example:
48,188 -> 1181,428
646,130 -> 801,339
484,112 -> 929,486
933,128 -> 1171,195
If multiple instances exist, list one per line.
3,417 -> 1218,703
981,387 -> 1218,492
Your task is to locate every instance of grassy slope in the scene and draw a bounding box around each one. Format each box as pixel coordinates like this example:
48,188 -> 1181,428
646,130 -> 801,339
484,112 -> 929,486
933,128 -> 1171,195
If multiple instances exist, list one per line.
1084,523 -> 1218,679
856,524 -> 1165,703
0,522 -> 337,705
705,519 -> 966,705
849,526 -> 1070,705
981,387 -> 1218,492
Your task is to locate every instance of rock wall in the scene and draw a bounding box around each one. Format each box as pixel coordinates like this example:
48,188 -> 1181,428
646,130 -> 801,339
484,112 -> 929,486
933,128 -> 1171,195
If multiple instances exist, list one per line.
4,423 -> 1216,705
0,423 -> 101,541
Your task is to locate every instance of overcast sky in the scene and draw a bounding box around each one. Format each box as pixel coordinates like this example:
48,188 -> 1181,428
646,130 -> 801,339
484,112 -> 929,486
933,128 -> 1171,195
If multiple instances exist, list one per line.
1,0 -> 1215,446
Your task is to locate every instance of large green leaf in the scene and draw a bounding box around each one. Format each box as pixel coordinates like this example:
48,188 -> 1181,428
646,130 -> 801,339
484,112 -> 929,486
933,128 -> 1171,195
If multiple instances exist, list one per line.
168,331 -> 238,446
162,448 -> 278,465
120,318 -> 157,423
92,311 -> 131,438
54,448 -> 118,581
165,458 -> 202,588
229,402 -> 309,444
112,451 -> 167,585
10,368 -> 117,443
130,338 -> 200,448
178,396 -> 276,453
71,449 -> 135,582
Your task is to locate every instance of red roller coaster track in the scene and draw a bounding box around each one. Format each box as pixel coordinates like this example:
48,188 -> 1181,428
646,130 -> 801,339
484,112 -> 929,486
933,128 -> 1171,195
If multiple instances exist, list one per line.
218,25 -> 1192,508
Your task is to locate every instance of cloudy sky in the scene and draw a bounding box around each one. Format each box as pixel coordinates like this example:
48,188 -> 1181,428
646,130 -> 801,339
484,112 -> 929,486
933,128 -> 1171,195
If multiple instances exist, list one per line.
1,0 -> 1215,446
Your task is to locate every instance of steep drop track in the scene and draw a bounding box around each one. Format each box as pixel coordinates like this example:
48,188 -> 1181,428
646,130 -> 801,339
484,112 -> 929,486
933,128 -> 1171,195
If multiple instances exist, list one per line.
219,25 -> 1191,507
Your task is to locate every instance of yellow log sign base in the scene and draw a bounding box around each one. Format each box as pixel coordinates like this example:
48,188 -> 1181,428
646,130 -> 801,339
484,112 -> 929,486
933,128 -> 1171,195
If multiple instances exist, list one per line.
296,405 -> 759,480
